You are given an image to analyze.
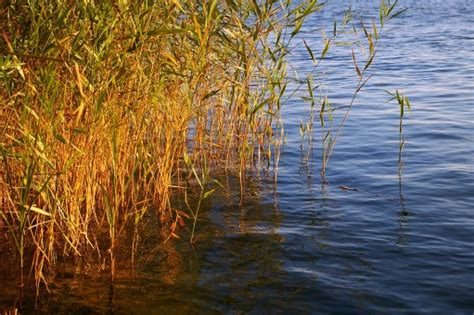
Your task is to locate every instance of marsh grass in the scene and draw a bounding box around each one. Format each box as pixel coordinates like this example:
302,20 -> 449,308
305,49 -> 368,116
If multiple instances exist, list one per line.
387,89 -> 411,175
0,0 -> 324,298
0,1 -> 407,307
296,1 -> 407,180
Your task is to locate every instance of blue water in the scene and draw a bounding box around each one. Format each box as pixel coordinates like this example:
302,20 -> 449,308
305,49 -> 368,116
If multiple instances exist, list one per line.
271,1 -> 474,313
198,1 -> 474,313
4,1 -> 473,313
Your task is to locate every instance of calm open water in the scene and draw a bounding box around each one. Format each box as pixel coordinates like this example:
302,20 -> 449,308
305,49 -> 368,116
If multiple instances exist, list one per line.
2,0 -> 473,313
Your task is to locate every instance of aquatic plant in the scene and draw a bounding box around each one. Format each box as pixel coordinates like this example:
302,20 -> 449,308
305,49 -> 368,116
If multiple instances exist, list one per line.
387,89 -> 411,174
297,0 -> 408,179
0,0 -> 321,298
0,1 -> 407,307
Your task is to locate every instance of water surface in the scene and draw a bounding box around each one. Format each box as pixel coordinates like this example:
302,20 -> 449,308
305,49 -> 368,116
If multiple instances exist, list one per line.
2,0 -> 473,313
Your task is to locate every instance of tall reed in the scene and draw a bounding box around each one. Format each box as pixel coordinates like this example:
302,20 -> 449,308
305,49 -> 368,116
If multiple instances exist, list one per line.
296,0 -> 407,179
0,0 -> 318,294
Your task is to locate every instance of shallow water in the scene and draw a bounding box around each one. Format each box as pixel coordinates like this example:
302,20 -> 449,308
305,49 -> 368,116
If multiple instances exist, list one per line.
2,0 -> 473,313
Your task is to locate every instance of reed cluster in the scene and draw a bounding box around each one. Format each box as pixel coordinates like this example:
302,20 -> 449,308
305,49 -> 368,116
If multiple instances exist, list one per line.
0,0 -> 407,301
0,0 -> 321,292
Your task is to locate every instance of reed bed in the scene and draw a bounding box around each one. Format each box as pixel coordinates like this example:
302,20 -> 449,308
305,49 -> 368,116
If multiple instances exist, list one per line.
0,0 -> 405,303
0,0 -> 321,293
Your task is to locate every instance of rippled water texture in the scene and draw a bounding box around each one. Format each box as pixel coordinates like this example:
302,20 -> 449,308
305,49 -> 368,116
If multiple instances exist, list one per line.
2,0 -> 473,313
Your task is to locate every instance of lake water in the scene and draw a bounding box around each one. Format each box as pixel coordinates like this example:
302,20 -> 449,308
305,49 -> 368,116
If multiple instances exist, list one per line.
2,0 -> 473,313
